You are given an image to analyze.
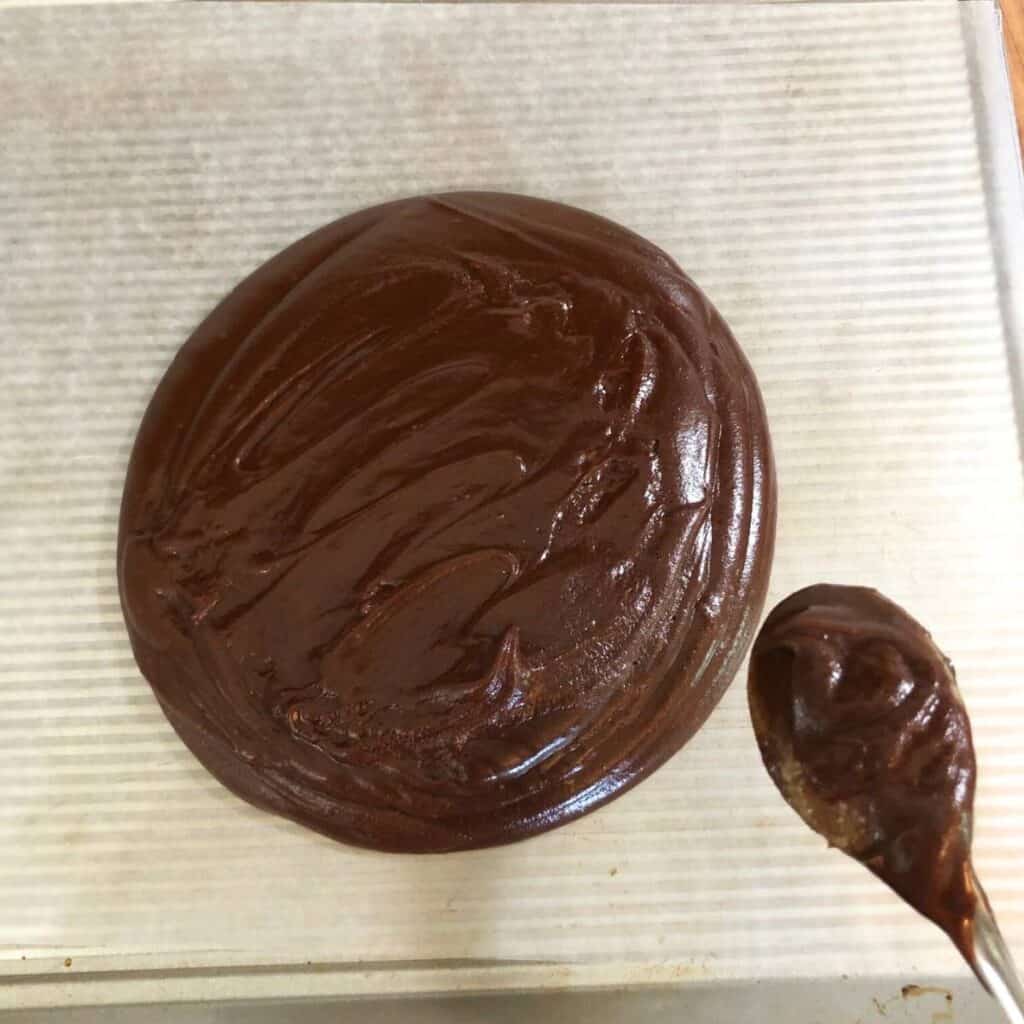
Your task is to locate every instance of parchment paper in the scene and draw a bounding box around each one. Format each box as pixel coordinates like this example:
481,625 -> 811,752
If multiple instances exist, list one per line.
1,0 -> 1022,1010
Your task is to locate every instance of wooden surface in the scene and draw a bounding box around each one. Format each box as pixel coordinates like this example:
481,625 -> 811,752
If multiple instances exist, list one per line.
1003,0 -> 1024,147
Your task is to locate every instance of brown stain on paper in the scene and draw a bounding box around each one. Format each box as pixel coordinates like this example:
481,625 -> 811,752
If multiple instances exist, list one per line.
859,985 -> 954,1024
900,984 -> 954,1024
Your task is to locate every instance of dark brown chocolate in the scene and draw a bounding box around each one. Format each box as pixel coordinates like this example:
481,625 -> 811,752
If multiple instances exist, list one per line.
749,584 -> 977,957
118,192 -> 776,852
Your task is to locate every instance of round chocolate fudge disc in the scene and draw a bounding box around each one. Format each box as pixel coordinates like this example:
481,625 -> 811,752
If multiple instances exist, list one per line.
118,192 -> 776,852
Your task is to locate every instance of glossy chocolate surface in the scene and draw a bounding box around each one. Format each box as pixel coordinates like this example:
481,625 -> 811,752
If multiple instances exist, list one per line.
119,192 -> 776,851
749,585 -> 977,956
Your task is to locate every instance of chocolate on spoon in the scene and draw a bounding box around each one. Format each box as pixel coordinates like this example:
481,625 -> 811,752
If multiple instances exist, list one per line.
748,584 -> 1023,1023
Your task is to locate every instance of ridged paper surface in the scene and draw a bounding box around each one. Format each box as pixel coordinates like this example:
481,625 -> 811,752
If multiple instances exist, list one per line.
1,0 -> 1022,1006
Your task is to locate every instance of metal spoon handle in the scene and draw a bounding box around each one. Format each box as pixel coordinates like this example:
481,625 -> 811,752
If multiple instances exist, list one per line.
970,867 -> 1024,1024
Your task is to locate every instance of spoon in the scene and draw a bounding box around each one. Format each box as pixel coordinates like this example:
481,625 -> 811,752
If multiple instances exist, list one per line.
972,870 -> 1024,1024
747,584 -> 1024,1024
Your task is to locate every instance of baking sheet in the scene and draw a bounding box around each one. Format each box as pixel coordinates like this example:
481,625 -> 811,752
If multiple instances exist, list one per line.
1,0 -> 1023,1012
